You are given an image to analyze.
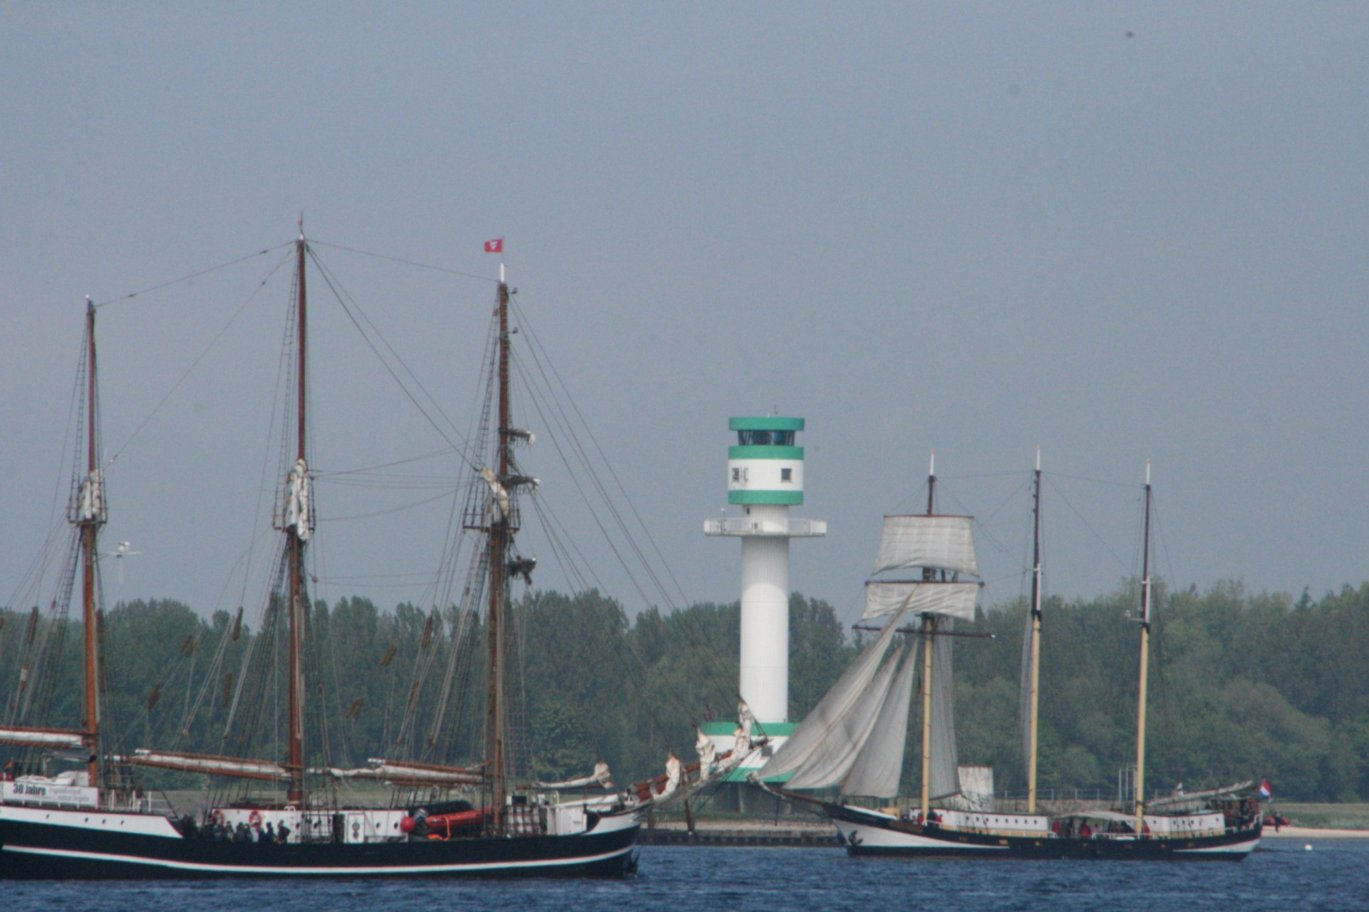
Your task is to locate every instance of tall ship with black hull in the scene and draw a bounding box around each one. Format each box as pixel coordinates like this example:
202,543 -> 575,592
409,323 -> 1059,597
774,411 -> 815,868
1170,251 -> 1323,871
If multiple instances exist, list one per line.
0,234 -> 662,878
755,455 -> 1262,860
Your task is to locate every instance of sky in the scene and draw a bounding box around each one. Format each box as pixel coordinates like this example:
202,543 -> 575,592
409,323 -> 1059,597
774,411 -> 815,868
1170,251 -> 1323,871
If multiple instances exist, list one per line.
3,2 -> 1367,627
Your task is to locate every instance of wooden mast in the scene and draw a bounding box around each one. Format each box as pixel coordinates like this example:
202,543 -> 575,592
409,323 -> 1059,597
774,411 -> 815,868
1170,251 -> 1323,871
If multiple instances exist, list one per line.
1026,447 -> 1043,813
918,451 -> 936,818
1133,460 -> 1153,837
285,232 -> 308,805
485,278 -> 512,831
79,298 -> 104,790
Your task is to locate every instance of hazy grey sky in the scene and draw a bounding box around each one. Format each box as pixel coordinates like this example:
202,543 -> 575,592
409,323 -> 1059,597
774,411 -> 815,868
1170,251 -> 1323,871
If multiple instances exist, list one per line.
3,3 -> 1366,625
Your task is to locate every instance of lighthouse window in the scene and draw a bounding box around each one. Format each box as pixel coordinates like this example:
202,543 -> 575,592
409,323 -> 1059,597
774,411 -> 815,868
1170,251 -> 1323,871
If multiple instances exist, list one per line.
781,468 -> 793,483
737,430 -> 796,446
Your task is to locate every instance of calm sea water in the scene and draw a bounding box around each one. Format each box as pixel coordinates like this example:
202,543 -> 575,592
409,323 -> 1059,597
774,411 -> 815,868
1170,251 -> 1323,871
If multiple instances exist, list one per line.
4,839 -> 1362,912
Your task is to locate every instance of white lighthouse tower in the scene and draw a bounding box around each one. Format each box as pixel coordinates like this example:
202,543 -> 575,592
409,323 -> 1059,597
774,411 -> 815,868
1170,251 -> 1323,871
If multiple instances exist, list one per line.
702,416 -> 826,777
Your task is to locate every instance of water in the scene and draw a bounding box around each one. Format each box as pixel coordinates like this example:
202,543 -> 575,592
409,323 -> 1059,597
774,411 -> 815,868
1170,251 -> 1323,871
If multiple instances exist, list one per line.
4,840 -> 1362,912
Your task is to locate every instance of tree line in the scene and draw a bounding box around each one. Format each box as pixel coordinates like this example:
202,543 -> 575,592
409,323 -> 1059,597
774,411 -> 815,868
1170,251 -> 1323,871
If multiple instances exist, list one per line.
2,580 -> 1365,801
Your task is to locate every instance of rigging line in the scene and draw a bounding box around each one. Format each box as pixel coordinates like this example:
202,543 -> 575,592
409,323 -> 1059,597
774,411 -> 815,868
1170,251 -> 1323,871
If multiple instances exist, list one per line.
307,247 -> 469,444
34,332 -> 88,547
1043,473 -> 1131,578
513,361 -> 674,611
939,469 -> 1031,481
1148,494 -> 1181,596
512,370 -> 680,615
319,571 -> 446,582
309,239 -> 499,286
94,243 -> 294,309
512,299 -> 690,608
939,473 -> 1032,577
305,248 -> 477,472
104,251 -> 295,469
1149,490 -> 1182,588
317,488 -> 454,522
312,446 -> 457,476
319,476 -> 454,492
527,496 -> 599,595
1047,469 -> 1138,489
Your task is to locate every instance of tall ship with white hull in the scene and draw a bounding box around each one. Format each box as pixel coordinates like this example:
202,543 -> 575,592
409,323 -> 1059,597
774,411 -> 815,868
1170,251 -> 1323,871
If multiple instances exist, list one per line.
0,234 -> 664,878
756,455 -> 1262,860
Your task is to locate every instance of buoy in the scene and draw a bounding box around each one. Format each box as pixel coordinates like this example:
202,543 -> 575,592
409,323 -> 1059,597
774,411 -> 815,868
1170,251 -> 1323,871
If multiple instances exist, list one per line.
1304,843 -> 1313,851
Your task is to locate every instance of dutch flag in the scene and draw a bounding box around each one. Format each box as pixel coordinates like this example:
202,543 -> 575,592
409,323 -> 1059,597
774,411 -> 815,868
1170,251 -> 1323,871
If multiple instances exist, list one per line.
1258,779 -> 1273,800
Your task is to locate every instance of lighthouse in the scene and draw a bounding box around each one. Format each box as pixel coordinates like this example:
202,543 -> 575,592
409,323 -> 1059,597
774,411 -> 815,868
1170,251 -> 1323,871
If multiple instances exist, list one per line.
703,416 -> 826,777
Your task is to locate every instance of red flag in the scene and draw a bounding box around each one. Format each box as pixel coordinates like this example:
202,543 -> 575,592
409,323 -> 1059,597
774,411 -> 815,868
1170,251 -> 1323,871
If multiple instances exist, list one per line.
483,238 -> 503,254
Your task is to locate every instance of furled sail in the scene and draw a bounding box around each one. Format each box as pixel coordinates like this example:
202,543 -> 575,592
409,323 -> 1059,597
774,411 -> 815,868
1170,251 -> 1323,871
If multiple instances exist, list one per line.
0,726 -> 86,750
758,606 -> 911,788
322,758 -> 485,787
873,514 -> 977,577
536,761 -> 614,789
117,749 -> 289,781
864,580 -> 980,621
283,458 -> 311,541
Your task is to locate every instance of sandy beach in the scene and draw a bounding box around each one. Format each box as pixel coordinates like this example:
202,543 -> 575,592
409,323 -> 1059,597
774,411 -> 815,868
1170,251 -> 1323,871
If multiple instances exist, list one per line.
1261,825 -> 1369,839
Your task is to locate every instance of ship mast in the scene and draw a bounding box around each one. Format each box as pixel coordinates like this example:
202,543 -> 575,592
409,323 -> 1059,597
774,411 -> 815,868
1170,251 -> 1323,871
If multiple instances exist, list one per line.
918,451 -> 936,818
485,278 -> 513,831
1133,460 -> 1153,837
1025,447 -> 1043,813
285,233 -> 309,805
78,299 -> 105,790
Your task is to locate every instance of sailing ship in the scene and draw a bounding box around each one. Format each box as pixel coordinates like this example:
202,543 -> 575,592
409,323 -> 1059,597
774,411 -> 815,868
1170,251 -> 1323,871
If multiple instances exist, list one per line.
755,455 -> 1263,860
0,232 -> 727,878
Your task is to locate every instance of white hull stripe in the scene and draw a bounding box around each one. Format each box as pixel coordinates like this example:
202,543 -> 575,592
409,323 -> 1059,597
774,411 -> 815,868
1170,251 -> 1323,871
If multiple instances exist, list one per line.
1173,837 -> 1262,854
2,843 -> 634,875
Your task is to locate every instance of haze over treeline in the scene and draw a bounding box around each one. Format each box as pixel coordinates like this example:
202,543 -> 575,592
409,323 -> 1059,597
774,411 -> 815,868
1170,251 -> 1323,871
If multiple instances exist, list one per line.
2,582 -> 1363,803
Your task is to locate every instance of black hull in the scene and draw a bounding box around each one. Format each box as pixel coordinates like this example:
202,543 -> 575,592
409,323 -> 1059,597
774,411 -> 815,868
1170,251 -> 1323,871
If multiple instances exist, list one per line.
826,804 -> 1261,862
0,811 -> 639,879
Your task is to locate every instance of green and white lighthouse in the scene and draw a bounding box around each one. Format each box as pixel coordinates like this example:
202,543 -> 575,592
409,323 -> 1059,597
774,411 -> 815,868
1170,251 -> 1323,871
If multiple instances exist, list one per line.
704,417 -> 826,767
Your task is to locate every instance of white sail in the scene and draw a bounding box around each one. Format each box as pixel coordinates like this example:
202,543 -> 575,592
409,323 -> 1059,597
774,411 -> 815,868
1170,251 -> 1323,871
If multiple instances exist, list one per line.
783,640 -> 911,791
864,580 -> 979,621
759,607 -> 910,786
928,630 -> 960,801
873,514 -> 978,576
695,727 -> 717,780
839,638 -> 918,798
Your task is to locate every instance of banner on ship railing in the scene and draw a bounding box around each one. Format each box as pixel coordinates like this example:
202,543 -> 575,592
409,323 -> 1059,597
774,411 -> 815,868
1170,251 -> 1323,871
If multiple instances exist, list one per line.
3,780 -> 99,808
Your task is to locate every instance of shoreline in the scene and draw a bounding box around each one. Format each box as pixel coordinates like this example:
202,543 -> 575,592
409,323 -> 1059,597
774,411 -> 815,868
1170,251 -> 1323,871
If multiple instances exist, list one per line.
1261,825 -> 1369,839
645,819 -> 1369,843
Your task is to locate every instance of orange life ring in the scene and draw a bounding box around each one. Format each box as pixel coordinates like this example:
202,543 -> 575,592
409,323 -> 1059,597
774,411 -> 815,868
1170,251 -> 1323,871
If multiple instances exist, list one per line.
248,810 -> 263,828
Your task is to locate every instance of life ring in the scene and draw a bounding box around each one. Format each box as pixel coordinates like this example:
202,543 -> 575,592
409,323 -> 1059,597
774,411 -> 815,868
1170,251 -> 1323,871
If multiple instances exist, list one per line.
248,810 -> 263,828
